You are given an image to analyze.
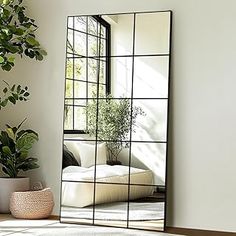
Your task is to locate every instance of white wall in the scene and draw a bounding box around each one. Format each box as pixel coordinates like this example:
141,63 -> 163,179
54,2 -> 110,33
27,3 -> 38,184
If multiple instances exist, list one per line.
0,0 -> 236,233
109,13 -> 170,185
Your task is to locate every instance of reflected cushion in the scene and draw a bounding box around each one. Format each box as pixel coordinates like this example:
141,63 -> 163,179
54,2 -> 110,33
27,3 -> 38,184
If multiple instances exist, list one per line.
63,145 -> 80,169
63,141 -> 81,164
77,142 -> 107,168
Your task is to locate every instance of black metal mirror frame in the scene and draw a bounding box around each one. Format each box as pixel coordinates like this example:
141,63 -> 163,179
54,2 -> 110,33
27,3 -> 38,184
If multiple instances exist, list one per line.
60,10 -> 172,233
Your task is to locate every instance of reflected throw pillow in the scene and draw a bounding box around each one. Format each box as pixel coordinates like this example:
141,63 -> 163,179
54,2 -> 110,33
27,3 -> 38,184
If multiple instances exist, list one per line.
63,145 -> 80,169
64,140 -> 81,165
77,142 -> 107,168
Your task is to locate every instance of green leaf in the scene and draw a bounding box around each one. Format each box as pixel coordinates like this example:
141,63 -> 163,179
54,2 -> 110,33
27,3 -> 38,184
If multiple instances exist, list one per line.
0,131 -> 12,146
2,166 -> 15,178
12,127 -> 17,134
8,25 -> 16,32
26,36 -> 39,46
25,49 -> 35,58
2,146 -> 12,156
3,0 -> 10,5
0,56 -> 5,64
8,56 -> 15,63
6,128 -> 15,140
4,44 -> 19,54
12,93 -> 19,100
17,118 -> 27,130
39,50 -> 47,56
11,84 -> 16,91
3,87 -> 8,93
15,28 -> 24,35
18,150 -> 28,159
17,158 -> 39,171
18,11 -> 25,23
2,29 -> 10,35
2,9 -> 10,20
22,22 -> 33,28
16,132 -> 39,152
17,85 -> 21,93
1,99 -> 8,107
5,124 -> 12,129
36,54 -> 43,61
8,96 -> 16,104
24,92 -> 30,97
1,63 -> 12,71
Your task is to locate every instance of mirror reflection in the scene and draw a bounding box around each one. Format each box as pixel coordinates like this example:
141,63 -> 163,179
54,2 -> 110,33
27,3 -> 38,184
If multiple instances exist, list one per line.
60,11 -> 171,232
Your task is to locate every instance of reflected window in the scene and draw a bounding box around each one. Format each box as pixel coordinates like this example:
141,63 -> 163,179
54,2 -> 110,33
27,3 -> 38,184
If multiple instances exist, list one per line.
64,16 -> 110,133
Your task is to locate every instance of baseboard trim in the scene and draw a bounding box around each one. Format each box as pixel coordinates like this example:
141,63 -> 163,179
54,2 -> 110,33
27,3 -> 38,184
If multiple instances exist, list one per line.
166,227 -> 236,236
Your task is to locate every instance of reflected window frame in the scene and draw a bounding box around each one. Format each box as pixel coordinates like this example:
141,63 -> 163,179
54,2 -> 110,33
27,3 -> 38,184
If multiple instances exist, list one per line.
64,15 -> 111,134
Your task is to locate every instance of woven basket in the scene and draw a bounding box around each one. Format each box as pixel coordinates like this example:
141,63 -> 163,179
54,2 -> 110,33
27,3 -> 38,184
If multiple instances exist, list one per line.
10,188 -> 54,219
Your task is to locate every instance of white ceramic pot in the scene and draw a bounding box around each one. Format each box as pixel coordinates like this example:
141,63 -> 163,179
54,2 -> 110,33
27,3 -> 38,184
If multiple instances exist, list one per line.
0,177 -> 30,213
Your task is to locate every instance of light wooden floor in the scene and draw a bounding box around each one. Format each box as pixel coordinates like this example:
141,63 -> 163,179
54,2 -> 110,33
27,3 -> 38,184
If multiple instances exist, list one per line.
0,214 -> 180,236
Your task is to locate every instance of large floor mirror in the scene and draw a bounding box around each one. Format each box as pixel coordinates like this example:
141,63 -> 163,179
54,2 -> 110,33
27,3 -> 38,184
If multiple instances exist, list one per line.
60,11 -> 172,232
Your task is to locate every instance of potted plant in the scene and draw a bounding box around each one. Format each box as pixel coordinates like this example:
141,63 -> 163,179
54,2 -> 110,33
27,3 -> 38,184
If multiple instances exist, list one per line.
0,0 -> 47,71
0,0 -> 46,213
0,118 -> 39,212
86,94 -> 145,165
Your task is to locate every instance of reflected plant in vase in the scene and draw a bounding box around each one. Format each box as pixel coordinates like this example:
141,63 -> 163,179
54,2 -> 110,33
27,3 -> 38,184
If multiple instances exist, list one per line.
86,94 -> 145,165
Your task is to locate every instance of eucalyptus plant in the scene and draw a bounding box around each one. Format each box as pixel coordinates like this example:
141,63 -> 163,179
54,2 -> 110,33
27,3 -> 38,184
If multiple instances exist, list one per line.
0,0 -> 47,71
86,94 -> 145,163
0,118 -> 39,178
0,80 -> 29,110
